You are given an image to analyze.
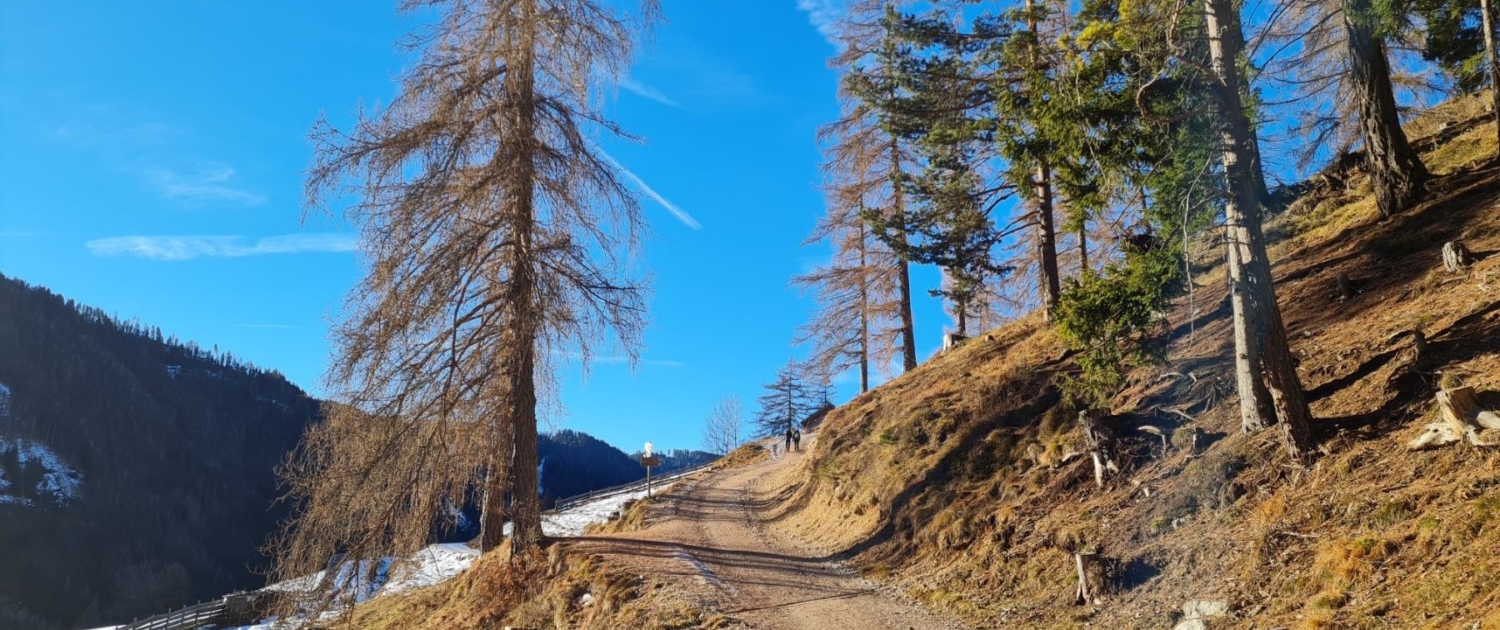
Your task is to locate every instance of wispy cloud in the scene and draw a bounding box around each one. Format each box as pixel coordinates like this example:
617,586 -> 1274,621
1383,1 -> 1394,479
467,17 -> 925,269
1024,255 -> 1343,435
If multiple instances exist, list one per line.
556,351 -> 685,368
620,77 -> 681,108
141,164 -> 266,206
86,233 -> 358,261
797,0 -> 847,49
598,150 -> 702,230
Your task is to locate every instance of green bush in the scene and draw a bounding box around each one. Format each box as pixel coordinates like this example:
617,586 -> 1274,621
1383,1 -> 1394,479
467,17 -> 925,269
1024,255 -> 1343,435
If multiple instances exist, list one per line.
1053,247 -> 1183,407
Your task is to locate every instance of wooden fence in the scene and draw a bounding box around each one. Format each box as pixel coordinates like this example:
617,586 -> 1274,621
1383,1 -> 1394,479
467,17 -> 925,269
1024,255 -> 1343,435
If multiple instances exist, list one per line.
550,460 -> 717,512
118,591 -> 274,630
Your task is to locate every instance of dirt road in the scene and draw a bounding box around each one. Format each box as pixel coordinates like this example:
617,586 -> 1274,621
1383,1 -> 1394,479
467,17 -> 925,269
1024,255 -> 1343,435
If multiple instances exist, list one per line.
567,442 -> 966,630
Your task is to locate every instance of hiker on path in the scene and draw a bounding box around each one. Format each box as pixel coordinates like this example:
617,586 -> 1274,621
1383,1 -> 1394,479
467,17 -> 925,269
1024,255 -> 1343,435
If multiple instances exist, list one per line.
793,428 -> 802,452
784,426 -> 794,454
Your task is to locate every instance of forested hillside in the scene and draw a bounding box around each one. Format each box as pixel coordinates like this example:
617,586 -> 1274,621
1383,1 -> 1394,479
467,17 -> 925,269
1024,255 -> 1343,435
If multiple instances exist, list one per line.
0,274 -> 320,630
769,96 -> 1500,627
538,430 -> 674,508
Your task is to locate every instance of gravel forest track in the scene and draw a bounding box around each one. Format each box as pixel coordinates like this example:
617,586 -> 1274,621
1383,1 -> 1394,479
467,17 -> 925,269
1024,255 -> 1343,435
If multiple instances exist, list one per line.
565,439 -> 967,630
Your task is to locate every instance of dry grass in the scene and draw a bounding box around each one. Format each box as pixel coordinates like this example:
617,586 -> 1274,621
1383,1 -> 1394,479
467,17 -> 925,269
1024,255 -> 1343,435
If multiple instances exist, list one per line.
344,546 -> 728,630
584,496 -> 656,536
715,442 -> 768,470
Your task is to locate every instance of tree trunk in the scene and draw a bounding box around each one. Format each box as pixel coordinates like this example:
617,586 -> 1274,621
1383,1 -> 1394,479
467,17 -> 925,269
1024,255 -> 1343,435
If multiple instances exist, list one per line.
1078,221 -> 1089,274
1206,0 -> 1316,461
955,294 -> 968,336
504,0 -> 545,553
891,138 -> 919,372
479,419 -> 514,553
1227,226 -> 1276,433
858,223 -> 871,393
1483,0 -> 1500,155
1343,0 -> 1428,218
1409,386 -> 1500,448
1036,162 -> 1062,319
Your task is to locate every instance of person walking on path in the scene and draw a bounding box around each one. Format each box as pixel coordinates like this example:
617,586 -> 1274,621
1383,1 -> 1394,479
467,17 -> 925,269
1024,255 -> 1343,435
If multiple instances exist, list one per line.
793,428 -> 802,453
784,426 -> 794,455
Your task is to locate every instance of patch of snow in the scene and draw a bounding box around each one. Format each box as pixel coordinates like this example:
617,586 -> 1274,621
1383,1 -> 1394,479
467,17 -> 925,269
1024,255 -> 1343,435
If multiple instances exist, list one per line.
540,483 -> 674,537
165,364 -> 182,378
381,543 -> 481,594
210,483 -> 674,629
255,395 -> 292,413
0,437 -> 82,505
0,381 -> 11,417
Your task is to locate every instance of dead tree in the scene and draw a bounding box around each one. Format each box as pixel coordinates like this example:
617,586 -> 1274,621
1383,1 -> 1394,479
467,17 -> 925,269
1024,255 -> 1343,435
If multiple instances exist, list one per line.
1408,385 -> 1500,449
821,2 -> 921,372
1074,551 -> 1102,605
1079,409 -> 1120,488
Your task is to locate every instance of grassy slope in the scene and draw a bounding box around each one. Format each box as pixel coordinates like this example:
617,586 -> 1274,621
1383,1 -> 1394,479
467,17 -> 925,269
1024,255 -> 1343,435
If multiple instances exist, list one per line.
767,95 -> 1500,629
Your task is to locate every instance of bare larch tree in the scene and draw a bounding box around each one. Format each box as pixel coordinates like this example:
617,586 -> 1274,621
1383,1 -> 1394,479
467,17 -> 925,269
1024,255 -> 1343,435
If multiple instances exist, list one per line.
272,0 -> 658,599
702,395 -> 744,456
823,0 -> 920,373
793,197 -> 903,392
1205,0 -> 1316,460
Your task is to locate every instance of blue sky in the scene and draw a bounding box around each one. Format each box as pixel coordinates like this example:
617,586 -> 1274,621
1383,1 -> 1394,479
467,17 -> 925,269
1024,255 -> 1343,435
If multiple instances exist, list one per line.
0,0 -> 953,453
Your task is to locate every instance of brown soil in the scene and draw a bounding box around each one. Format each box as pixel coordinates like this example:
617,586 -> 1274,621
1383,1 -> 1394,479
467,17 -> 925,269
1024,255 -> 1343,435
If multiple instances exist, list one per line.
563,437 -> 970,630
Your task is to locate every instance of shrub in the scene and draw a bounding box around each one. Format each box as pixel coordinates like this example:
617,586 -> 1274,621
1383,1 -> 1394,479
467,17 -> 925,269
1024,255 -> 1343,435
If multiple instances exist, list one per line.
1054,248 -> 1183,408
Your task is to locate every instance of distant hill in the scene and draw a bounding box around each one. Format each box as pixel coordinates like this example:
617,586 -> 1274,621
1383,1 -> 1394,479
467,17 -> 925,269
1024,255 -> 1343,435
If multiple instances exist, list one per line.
538,430 -> 650,507
0,274 -> 716,628
0,274 -> 319,630
628,447 -> 718,474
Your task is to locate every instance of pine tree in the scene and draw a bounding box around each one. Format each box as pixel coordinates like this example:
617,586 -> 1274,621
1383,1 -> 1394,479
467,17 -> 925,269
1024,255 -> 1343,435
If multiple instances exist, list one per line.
754,362 -> 830,438
867,7 -> 1013,336
994,0 -> 1066,317
273,0 -> 659,594
1413,0 -> 1500,152
1050,0 -> 1222,407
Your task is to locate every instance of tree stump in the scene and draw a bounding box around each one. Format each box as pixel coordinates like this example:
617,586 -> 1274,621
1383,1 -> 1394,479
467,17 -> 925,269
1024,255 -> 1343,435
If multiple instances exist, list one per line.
1079,410 -> 1119,488
1443,241 -> 1475,274
1071,551 -> 1114,605
1336,273 -> 1355,300
1408,386 -> 1500,449
1074,552 -> 1099,605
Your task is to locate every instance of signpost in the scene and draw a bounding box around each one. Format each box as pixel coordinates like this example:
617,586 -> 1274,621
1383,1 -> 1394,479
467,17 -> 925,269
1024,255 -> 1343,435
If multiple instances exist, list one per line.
641,441 -> 662,498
